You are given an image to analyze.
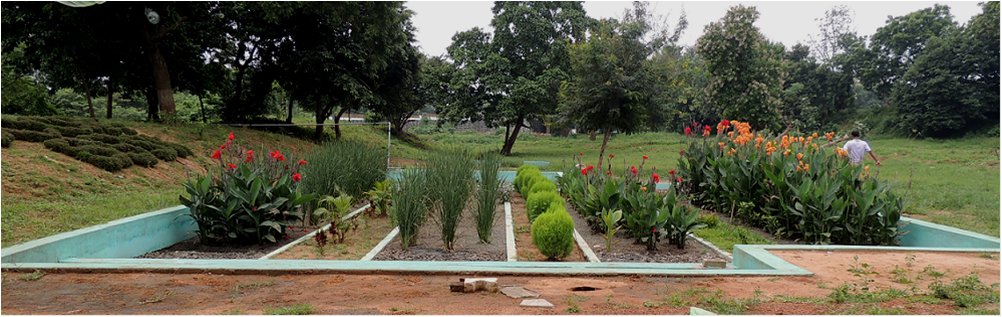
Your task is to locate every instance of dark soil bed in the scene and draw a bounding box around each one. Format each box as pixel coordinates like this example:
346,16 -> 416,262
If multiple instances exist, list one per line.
566,202 -> 729,264
138,203 -> 369,260
373,203 -> 506,262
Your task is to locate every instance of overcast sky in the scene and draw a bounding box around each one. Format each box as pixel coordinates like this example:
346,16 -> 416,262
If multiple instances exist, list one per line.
405,1 -> 986,58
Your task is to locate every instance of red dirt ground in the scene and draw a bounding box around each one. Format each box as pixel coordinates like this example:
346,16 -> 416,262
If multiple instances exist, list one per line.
2,250 -> 997,315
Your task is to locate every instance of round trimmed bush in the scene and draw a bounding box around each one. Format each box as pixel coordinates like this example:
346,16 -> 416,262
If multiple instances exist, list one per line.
526,191 -> 563,223
8,129 -> 59,142
151,148 -> 178,162
528,180 -> 556,196
125,138 -> 157,151
169,144 -> 193,158
546,199 -> 567,214
530,208 -> 575,260
87,155 -> 124,172
53,126 -> 93,137
81,133 -> 121,144
128,152 -> 159,167
515,165 -> 540,192
112,143 -> 142,153
520,174 -> 547,197
77,144 -> 121,157
113,153 -> 134,169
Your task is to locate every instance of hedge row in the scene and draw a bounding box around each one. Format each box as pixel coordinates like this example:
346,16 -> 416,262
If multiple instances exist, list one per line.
516,165 -> 575,260
3,116 -> 192,172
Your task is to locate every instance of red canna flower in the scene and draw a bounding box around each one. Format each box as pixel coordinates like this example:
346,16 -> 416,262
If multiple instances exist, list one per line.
652,173 -> 660,183
212,150 -> 221,159
669,169 -> 675,176
684,127 -> 692,135
228,163 -> 237,169
288,226 -> 294,230
631,166 -> 637,174
299,159 -> 307,165
247,150 -> 254,156
680,149 -> 684,156
643,155 -> 648,160
652,227 -> 657,233
606,171 -> 611,175
228,132 -> 235,140
587,165 -> 594,171
246,156 -> 252,162
722,119 -> 730,126
221,144 -> 227,149
252,206 -> 258,211
284,235 -> 290,240
580,152 -> 584,156
677,176 -> 682,183
609,154 -> 614,158
292,173 -> 301,182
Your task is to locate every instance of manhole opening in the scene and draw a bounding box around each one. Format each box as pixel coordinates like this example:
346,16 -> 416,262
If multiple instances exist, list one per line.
569,286 -> 600,292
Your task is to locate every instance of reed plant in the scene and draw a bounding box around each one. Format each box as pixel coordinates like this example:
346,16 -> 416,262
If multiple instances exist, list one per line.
393,167 -> 429,250
426,148 -> 476,250
301,139 -> 386,201
475,150 -> 503,243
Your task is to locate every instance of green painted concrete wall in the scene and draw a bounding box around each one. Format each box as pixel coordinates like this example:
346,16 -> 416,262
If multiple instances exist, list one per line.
386,170 -> 561,183
898,217 -> 1000,249
1,206 -> 196,264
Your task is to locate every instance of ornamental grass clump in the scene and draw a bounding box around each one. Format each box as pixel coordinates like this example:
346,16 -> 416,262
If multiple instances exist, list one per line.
300,139 -> 386,200
179,132 -> 315,244
474,150 -> 503,243
531,203 -> 575,260
426,148 -> 476,250
393,168 -> 429,250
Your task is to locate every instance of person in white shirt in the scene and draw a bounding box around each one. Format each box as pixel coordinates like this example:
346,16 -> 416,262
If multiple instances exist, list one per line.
842,131 -> 881,166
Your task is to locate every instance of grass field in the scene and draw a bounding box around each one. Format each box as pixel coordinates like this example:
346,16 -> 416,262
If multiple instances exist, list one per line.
2,119 -> 998,247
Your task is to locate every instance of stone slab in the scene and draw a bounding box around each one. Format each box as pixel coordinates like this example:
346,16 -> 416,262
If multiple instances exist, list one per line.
520,299 -> 554,308
500,286 -> 540,299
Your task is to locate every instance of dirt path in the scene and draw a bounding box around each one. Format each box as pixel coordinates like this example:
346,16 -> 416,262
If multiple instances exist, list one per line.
3,250 -> 996,315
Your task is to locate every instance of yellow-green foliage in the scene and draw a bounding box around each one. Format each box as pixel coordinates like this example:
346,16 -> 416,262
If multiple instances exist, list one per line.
531,206 -> 575,260
514,165 -> 541,193
528,179 -> 556,196
526,191 -> 562,223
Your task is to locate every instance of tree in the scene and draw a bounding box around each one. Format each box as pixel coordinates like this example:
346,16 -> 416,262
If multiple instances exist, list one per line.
440,2 -> 593,155
781,44 -> 855,131
957,1 -> 999,126
858,5 -> 956,101
807,5 -> 855,67
559,2 -> 685,168
696,5 -> 785,131
0,43 -> 58,116
891,35 -> 977,138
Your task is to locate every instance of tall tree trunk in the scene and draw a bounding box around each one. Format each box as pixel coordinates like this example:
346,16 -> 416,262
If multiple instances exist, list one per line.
285,95 -> 294,123
138,19 -> 177,115
314,101 -> 328,141
500,114 -> 525,156
589,130 -> 597,141
80,71 -> 94,119
596,127 -> 612,171
146,86 -> 159,121
105,75 -> 114,119
198,94 -> 206,123
333,106 -> 349,140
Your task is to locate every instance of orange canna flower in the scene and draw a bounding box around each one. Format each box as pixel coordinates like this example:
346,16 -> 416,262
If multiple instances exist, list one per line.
865,165 -> 870,172
796,153 -> 804,160
783,149 -> 791,156
812,132 -> 819,138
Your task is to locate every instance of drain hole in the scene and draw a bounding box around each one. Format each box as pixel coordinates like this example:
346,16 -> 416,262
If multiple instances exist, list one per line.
570,286 -> 600,292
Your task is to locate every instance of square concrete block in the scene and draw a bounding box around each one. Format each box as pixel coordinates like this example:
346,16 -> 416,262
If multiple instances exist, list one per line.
520,299 -> 554,308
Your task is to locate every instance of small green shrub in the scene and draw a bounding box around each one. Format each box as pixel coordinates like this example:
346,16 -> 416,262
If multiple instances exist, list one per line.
528,180 -> 556,196
515,165 -> 541,193
53,126 -> 93,137
151,148 -> 178,161
169,143 -> 193,158
87,154 -> 129,172
77,144 -> 121,157
81,133 -> 121,144
531,208 -> 575,260
42,127 -> 61,136
519,173 -> 546,197
1,130 -> 14,148
75,150 -> 92,161
10,117 -> 50,131
128,152 -> 159,167
112,143 -> 143,153
526,191 -> 562,223
7,129 -> 59,142
124,138 -> 157,151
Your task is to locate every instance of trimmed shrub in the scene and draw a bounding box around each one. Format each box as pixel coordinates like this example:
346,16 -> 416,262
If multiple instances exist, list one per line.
118,127 -> 139,135
53,126 -> 92,137
81,133 -> 121,144
42,138 -> 70,152
77,144 -> 121,157
75,150 -> 93,161
128,152 -> 159,167
151,148 -> 178,162
526,191 -> 562,223
8,129 -> 59,142
168,143 -> 193,158
520,174 -> 547,197
124,138 -> 157,151
114,153 -> 134,169
1,130 -> 13,148
530,207 -> 575,260
514,165 -> 541,192
528,180 -> 556,196
43,127 -> 62,136
10,118 -> 50,131
34,116 -> 81,127
87,155 -> 124,172
112,143 -> 142,153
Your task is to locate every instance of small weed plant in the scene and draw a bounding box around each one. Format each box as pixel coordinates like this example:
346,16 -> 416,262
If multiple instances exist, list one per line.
263,303 -> 318,315
19,270 -> 45,281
